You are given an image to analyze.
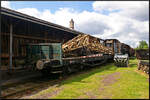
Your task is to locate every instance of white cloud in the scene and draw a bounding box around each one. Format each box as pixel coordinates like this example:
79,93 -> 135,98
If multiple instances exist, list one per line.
92,13 -> 149,48
1,1 -> 11,8
2,1 -> 149,48
17,8 -> 41,18
16,8 -> 56,23
93,1 -> 149,21
93,1 -> 148,11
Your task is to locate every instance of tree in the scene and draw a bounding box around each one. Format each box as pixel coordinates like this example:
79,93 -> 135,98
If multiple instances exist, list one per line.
136,40 -> 149,49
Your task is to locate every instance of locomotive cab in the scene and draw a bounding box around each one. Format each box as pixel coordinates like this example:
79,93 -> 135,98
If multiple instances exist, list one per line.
25,43 -> 63,74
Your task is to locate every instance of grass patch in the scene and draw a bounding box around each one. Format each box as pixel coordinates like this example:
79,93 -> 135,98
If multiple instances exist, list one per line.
27,58 -> 149,99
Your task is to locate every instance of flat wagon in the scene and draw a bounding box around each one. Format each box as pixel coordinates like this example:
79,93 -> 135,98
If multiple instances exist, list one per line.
22,43 -> 112,75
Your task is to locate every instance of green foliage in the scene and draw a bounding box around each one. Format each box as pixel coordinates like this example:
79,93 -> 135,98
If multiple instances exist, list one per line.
136,40 -> 149,49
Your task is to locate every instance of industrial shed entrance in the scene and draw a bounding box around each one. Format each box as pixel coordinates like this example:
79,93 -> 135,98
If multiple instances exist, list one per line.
1,7 -> 84,70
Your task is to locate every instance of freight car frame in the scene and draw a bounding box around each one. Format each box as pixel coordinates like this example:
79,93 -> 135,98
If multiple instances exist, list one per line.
22,43 -> 113,75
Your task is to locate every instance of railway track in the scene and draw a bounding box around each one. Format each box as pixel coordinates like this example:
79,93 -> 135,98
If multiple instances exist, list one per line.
1,74 -> 61,99
1,59 -> 112,99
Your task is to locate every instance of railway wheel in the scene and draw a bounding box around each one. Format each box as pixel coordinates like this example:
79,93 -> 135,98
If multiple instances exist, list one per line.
41,67 -> 51,77
80,65 -> 84,71
62,66 -> 68,76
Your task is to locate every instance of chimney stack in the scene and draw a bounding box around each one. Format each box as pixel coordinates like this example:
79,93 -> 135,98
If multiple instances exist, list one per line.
69,19 -> 74,29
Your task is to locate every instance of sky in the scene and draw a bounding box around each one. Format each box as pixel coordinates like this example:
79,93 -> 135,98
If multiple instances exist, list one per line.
1,1 -> 149,48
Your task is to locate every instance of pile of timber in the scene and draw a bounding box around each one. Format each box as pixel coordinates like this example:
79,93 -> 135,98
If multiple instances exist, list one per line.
138,60 -> 149,74
62,34 -> 113,57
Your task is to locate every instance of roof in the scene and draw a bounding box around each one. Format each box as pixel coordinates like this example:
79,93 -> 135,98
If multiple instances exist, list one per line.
1,7 -> 85,35
105,39 -> 120,41
104,39 -> 121,43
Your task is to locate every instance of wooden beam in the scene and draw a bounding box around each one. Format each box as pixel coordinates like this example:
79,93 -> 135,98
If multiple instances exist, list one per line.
1,32 -> 61,42
9,24 -> 13,70
62,34 -> 113,57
